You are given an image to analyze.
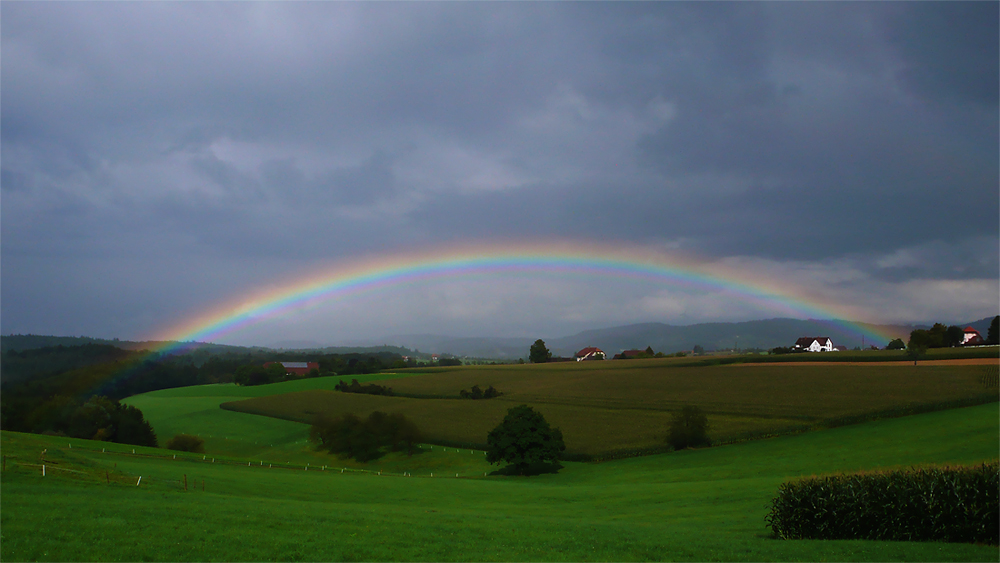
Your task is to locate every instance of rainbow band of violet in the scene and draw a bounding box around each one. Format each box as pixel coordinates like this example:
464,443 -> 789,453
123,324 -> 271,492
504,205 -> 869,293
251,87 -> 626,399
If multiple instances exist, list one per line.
152,243 -> 896,353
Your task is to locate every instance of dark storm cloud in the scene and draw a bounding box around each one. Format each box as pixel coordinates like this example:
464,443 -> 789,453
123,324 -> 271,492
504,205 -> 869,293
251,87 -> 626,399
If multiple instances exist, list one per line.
885,1 -> 999,106
2,2 -> 997,341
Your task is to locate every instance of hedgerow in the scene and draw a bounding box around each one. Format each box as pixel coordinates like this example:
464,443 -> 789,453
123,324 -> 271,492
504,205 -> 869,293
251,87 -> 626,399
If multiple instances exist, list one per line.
766,461 -> 999,544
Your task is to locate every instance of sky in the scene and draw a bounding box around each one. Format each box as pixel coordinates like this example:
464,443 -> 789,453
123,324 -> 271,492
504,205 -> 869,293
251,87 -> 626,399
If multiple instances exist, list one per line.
2,2 -> 998,347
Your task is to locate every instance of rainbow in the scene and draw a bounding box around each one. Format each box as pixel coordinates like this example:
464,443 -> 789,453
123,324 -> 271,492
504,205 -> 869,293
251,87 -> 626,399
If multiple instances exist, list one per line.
150,241 -> 898,351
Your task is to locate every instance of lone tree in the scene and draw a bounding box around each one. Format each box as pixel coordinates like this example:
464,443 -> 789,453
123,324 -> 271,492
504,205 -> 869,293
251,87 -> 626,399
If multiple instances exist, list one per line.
667,405 -> 710,450
886,338 -> 906,350
529,339 -> 552,364
486,404 -> 565,475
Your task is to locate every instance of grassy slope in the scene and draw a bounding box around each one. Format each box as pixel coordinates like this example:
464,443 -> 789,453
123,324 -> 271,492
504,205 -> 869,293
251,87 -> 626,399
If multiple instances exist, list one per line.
1,403 -> 997,562
219,360 -> 997,455
122,373 -> 421,467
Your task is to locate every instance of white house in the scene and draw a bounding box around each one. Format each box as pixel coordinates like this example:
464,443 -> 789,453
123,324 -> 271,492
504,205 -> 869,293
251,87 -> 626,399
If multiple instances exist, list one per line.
962,327 -> 984,345
792,337 -> 835,352
575,347 -> 606,361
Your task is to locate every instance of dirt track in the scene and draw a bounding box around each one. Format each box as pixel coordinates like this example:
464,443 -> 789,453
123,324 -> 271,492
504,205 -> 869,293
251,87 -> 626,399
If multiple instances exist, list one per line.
729,358 -> 998,367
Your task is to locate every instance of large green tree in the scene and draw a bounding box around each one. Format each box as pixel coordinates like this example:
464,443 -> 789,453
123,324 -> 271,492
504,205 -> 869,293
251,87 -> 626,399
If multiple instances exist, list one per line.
988,316 -> 999,344
528,339 -> 551,363
886,338 -> 906,350
486,404 -> 565,475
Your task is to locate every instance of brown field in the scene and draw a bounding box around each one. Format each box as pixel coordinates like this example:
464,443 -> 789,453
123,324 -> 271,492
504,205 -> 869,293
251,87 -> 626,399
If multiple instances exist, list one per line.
222,359 -> 998,456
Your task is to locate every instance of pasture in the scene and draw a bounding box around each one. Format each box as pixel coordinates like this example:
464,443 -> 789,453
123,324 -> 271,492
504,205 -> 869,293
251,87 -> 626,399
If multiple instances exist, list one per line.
220,359 -> 998,456
1,403 -> 997,561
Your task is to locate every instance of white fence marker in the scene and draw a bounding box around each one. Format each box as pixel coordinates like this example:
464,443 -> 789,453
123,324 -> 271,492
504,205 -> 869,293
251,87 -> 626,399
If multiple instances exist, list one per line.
42,465 -> 45,477
136,476 -> 142,486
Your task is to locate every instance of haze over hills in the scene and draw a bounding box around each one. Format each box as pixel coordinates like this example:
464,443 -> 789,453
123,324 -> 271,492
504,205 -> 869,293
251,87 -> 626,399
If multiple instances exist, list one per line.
384,317 -> 996,359
4,316 -> 994,360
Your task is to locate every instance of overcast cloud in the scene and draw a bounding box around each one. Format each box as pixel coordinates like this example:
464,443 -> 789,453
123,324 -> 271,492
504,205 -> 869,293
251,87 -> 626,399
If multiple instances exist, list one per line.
2,2 -> 997,345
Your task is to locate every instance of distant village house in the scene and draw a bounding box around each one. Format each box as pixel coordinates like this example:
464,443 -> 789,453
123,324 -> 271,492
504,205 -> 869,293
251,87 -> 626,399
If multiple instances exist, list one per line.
962,327 -> 985,345
614,349 -> 647,359
792,337 -> 836,352
575,347 -> 606,361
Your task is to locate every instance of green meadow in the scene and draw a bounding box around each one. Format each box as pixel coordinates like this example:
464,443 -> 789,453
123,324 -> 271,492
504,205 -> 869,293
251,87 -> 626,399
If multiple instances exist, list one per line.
1,402 -> 997,561
2,359 -> 998,561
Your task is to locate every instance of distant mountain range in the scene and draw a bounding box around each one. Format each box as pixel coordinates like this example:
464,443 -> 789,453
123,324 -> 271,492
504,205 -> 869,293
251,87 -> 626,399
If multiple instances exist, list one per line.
383,316 -> 997,359
4,316 -> 994,360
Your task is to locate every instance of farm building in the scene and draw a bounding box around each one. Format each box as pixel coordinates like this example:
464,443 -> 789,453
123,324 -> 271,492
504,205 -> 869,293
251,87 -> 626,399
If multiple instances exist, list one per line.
962,327 -> 985,345
575,347 -> 606,361
792,337 -> 836,352
263,361 -> 319,376
614,349 -> 647,359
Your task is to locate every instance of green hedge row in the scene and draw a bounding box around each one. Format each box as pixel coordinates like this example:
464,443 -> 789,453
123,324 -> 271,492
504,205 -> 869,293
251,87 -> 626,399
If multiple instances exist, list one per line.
766,462 -> 999,544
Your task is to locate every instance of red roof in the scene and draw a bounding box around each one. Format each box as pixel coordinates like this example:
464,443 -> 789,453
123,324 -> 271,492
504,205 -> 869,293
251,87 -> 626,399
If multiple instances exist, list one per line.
263,361 -> 319,376
575,347 -> 603,357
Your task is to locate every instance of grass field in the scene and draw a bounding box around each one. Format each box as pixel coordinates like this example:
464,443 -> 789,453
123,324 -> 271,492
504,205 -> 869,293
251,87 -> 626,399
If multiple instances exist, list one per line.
123,372 -> 417,469
1,402 -> 997,561
219,359 -> 998,456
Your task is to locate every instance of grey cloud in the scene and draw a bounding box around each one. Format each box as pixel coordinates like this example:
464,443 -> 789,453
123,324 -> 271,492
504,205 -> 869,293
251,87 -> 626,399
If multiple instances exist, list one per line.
884,1 -> 999,106
2,2 -> 996,342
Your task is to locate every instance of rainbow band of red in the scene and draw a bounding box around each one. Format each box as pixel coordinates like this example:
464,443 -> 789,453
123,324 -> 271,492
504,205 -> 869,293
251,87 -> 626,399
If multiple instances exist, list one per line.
153,242 -> 897,351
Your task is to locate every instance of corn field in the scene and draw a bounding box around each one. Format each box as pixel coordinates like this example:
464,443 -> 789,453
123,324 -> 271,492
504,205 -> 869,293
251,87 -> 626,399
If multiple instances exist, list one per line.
765,462 -> 1000,544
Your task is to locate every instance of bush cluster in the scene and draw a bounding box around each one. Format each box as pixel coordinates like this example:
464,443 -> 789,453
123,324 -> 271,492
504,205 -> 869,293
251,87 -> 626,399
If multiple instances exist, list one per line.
166,433 -> 205,453
459,385 -> 502,399
667,405 -> 710,450
310,411 -> 421,462
334,379 -> 393,396
766,462 -> 999,544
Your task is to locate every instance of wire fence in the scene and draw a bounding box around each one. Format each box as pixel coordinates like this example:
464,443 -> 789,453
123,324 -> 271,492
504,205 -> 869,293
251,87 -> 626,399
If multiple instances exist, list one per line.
1,441 -> 496,488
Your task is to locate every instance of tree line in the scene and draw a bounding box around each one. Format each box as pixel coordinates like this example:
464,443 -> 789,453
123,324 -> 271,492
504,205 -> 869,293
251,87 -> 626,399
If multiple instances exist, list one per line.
908,317 -> 999,353
1,343 -> 412,445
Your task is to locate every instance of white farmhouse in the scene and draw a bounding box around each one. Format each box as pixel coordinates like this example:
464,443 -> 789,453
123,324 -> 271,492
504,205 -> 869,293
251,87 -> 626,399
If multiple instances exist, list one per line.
792,337 -> 836,352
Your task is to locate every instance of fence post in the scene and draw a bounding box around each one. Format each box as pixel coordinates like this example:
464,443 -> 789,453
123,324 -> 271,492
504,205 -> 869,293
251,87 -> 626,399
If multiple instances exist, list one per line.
106,470 -> 110,484
42,464 -> 45,477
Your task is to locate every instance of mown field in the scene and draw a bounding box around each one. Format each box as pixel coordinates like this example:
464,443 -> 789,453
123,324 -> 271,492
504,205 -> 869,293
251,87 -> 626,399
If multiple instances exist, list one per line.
220,359 -> 999,456
1,402 -> 997,561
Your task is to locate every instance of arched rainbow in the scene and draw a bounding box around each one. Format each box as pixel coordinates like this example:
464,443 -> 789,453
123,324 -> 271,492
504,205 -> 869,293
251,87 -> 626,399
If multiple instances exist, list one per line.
152,241 -> 897,351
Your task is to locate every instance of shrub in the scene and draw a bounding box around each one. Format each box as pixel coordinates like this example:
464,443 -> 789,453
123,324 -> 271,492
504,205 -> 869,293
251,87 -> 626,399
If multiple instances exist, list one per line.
334,379 -> 393,396
166,433 -> 205,453
310,411 -> 422,461
667,405 -> 710,450
459,385 -> 502,399
766,462 -> 999,544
